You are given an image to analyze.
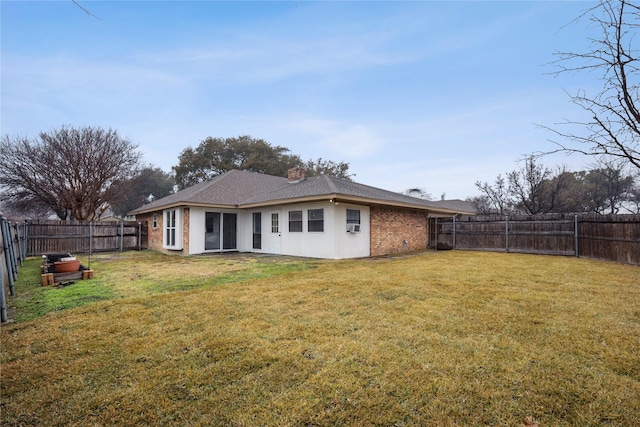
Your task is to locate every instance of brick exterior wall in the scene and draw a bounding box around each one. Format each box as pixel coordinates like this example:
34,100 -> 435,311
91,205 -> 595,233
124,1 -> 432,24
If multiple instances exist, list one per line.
370,206 -> 429,256
137,208 -> 189,255
137,212 -> 163,252
182,208 -> 190,254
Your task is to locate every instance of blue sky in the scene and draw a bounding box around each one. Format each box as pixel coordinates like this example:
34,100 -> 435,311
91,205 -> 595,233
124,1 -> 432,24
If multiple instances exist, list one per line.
2,1 -> 599,199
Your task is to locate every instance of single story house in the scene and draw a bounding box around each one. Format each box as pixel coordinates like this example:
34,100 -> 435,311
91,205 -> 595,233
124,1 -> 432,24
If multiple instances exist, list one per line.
129,167 -> 475,259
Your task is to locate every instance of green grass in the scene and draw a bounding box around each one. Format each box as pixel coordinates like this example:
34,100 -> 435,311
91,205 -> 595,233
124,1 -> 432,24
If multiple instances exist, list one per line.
1,251 -> 639,426
6,251 -> 314,323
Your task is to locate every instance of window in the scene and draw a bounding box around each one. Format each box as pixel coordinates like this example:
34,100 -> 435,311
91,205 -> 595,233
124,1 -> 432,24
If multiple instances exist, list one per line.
271,213 -> 279,233
163,208 -> 182,249
347,209 -> 361,225
308,208 -> 324,232
152,213 -> 158,229
346,209 -> 361,232
289,210 -> 302,232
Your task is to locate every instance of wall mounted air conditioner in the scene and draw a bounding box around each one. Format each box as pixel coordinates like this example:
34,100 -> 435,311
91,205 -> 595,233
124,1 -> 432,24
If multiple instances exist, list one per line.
346,223 -> 361,233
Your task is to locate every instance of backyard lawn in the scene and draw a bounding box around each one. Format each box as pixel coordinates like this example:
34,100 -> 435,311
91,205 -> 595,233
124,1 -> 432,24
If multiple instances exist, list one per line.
1,250 -> 639,426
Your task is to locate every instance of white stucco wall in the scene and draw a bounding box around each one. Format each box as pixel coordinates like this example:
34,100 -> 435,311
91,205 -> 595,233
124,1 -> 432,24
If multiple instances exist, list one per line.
187,202 -> 370,259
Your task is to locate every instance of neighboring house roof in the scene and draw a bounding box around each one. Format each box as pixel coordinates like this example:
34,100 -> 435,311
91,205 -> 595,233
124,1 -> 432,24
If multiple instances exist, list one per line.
128,169 -> 475,216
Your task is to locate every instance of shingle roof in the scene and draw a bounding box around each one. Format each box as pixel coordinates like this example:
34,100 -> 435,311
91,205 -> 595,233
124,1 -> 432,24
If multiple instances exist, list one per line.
129,169 -> 475,215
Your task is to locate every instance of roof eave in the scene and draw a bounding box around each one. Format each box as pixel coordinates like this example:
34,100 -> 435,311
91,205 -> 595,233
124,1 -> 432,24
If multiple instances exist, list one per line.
129,201 -> 237,216
241,194 -> 474,215
130,195 -> 474,216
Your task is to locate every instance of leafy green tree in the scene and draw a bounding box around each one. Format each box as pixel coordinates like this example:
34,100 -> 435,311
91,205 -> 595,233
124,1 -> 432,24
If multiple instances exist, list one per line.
110,167 -> 175,217
583,158 -> 635,214
304,158 -> 353,181
173,135 -> 352,189
0,125 -> 141,221
553,171 -> 594,213
626,183 -> 640,213
173,136 -> 303,189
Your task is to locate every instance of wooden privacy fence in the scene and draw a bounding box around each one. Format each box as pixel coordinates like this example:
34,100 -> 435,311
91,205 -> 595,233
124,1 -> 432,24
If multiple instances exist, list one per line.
429,213 -> 640,265
26,220 -> 148,257
1,215 -> 25,322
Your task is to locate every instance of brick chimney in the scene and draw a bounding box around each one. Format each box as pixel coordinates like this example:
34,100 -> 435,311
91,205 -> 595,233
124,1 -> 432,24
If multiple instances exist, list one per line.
288,166 -> 306,183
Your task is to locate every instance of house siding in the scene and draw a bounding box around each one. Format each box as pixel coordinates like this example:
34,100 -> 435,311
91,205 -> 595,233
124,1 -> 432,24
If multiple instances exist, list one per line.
370,206 -> 429,256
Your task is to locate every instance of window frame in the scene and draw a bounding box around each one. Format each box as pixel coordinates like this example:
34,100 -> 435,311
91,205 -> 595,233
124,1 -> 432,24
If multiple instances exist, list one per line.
308,208 -> 324,232
163,208 -> 183,250
346,209 -> 361,233
288,210 -> 303,232
346,209 -> 361,225
253,212 -> 262,250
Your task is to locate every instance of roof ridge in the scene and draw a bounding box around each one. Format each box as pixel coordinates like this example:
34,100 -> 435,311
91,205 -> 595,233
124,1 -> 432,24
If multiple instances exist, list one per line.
184,170 -> 240,199
322,174 -> 340,193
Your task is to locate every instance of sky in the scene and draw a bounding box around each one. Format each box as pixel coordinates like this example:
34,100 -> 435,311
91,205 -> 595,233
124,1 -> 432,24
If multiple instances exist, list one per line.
1,0 -> 602,200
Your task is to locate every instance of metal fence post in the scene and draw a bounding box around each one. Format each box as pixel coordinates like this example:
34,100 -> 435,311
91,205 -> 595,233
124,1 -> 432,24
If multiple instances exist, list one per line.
574,214 -> 579,257
0,258 -> 6,322
0,216 -> 15,295
434,217 -> 438,250
505,215 -> 509,253
14,223 -> 23,267
6,220 -> 18,281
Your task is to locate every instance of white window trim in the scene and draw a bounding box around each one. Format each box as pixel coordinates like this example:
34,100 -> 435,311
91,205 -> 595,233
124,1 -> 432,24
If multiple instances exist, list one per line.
163,208 -> 183,250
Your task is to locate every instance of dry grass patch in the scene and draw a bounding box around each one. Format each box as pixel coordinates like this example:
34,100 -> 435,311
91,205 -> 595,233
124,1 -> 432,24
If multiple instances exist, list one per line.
2,251 -> 639,426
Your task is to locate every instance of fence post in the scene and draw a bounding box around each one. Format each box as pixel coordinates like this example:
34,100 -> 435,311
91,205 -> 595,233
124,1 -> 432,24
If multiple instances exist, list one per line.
88,222 -> 93,270
505,215 -> 509,253
452,215 -> 457,249
120,221 -> 124,252
6,220 -> 18,281
434,217 -> 439,251
138,222 -> 142,251
23,221 -> 28,260
13,223 -> 23,267
0,216 -> 16,295
0,258 -> 6,322
574,214 -> 579,258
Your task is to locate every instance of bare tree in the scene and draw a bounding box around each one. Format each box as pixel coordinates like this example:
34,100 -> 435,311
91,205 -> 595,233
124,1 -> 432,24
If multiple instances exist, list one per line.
465,194 -> 494,215
475,174 -> 511,214
507,157 -> 568,214
0,125 -> 142,221
545,0 -> 640,170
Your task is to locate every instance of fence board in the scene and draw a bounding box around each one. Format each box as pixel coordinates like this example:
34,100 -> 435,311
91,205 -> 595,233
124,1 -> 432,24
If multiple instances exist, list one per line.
25,220 -> 148,256
430,213 -> 640,265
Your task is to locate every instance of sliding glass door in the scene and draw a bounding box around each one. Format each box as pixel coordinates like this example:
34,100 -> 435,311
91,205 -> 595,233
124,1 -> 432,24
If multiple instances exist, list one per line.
205,212 -> 237,251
